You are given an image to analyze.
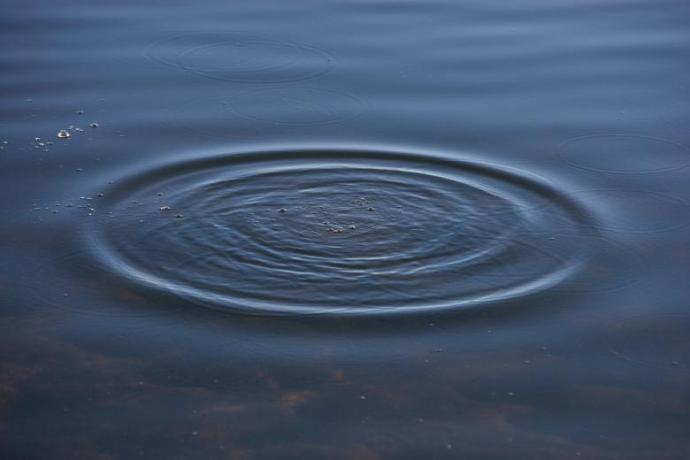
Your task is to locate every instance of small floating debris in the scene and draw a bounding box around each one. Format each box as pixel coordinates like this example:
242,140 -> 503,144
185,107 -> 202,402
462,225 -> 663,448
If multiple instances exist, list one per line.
89,122 -> 100,128
159,206 -> 171,212
175,214 -> 184,219
31,137 -> 48,150
278,208 -> 287,213
367,207 -> 375,212
348,224 -> 357,230
56,129 -> 70,139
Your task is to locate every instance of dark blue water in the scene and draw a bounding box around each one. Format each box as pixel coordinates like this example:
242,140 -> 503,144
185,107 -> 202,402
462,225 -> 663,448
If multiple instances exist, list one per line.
2,0 -> 690,458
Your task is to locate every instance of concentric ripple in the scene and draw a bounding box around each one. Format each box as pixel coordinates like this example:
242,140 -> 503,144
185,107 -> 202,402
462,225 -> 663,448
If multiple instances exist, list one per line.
146,32 -> 334,83
86,149 -> 596,316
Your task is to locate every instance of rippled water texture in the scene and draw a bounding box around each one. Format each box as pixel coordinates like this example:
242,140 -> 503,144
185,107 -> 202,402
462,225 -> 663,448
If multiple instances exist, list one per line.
146,32 -> 335,83
2,0 -> 690,459
88,149 -> 594,315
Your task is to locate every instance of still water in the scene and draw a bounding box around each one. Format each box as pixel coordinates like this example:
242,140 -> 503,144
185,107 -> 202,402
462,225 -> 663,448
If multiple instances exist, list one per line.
1,0 -> 689,458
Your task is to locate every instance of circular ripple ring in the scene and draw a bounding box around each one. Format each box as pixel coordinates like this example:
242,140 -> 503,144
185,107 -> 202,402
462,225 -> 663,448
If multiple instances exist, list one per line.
85,148 -> 595,316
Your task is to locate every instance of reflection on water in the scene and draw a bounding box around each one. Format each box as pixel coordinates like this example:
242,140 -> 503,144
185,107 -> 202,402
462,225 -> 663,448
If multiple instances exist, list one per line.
1,0 -> 690,458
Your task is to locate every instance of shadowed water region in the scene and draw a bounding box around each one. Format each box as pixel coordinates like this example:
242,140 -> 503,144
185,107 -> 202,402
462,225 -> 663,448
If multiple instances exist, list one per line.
1,0 -> 690,459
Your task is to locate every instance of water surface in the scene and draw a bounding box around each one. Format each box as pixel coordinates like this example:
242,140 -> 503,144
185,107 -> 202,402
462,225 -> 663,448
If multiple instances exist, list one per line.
1,0 -> 690,458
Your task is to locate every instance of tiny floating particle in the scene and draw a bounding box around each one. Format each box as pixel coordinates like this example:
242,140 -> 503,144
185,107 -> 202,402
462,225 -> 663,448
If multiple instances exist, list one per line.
367,207 -> 375,212
175,214 -> 183,219
89,122 -> 100,128
56,130 -> 70,139
159,206 -> 171,212
278,208 -> 287,213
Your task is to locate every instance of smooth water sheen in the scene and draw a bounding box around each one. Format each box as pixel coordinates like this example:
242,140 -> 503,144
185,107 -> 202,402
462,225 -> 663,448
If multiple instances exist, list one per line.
1,0 -> 690,459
